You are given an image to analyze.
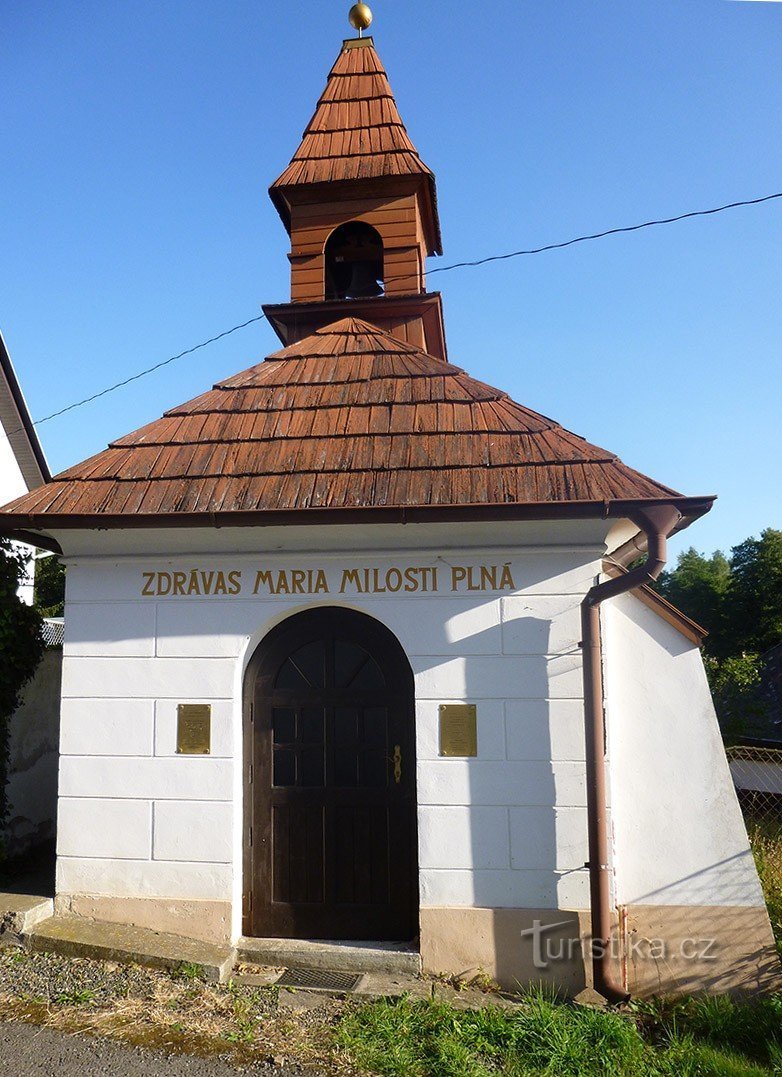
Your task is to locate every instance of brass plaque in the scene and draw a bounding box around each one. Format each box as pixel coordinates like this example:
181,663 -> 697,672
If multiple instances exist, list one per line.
177,704 -> 211,755
439,704 -> 478,758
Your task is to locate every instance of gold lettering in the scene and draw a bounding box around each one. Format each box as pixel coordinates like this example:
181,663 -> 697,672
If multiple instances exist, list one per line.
404,567 -> 420,593
480,565 -> 497,591
451,566 -> 467,591
137,562 -> 489,598
499,564 -> 516,591
253,570 -> 274,594
340,568 -> 363,593
386,568 -> 402,592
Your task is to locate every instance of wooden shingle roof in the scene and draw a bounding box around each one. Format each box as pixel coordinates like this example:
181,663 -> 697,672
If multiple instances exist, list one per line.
270,39 -> 440,249
271,40 -> 433,189
0,317 -> 699,530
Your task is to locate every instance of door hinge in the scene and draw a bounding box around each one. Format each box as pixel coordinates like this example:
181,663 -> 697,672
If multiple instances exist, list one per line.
248,763 -> 253,785
248,825 -> 253,848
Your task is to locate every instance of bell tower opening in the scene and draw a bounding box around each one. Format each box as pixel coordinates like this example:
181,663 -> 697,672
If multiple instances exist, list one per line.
265,30 -> 448,358
325,221 -> 384,300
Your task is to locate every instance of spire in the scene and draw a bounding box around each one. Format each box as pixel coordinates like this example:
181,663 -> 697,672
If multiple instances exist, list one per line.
270,36 -> 441,255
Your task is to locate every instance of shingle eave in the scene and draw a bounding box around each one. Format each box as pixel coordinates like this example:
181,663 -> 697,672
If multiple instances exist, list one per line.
0,316 -> 707,526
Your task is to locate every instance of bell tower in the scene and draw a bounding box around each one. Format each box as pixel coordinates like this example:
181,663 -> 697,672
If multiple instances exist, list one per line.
263,7 -> 448,360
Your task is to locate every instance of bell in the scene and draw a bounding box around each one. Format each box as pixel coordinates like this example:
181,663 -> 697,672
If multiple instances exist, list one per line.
345,261 -> 383,298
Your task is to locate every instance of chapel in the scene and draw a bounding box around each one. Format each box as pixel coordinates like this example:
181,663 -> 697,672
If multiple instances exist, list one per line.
1,5 -> 777,997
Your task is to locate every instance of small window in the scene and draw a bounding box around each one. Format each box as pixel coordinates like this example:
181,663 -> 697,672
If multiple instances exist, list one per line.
325,221 -> 384,300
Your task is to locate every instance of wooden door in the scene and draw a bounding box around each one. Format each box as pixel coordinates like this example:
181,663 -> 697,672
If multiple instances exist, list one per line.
244,608 -> 418,940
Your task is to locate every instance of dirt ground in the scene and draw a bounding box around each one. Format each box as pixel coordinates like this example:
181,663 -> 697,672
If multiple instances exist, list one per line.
0,1020 -> 320,1076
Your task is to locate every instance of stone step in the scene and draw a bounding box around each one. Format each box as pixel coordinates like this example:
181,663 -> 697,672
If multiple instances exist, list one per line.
0,894 -> 54,940
27,917 -> 235,983
237,936 -> 422,976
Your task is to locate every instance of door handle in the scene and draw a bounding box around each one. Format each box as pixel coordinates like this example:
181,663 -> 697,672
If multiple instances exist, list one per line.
393,744 -> 402,784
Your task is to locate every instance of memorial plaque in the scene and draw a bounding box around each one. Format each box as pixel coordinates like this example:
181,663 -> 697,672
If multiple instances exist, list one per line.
439,704 -> 477,757
177,704 -> 211,755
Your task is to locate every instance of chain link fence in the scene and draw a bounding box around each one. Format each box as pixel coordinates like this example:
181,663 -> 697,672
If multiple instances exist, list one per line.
727,743 -> 782,947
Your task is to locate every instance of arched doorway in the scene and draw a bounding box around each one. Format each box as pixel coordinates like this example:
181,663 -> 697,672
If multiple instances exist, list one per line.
243,607 -> 418,941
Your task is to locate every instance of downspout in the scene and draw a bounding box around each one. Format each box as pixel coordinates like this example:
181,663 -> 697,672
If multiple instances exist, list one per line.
581,502 -> 682,1002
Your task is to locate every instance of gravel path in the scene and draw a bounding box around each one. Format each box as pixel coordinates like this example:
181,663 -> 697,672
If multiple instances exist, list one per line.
0,1021 -> 319,1076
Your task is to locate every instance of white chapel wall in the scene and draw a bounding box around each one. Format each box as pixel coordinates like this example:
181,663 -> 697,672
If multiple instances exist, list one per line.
0,432 -> 35,603
55,532 -> 603,938
603,591 -> 765,909
0,428 -> 26,505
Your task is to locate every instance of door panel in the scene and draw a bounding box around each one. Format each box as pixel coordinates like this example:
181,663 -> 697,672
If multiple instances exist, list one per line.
245,608 -> 417,941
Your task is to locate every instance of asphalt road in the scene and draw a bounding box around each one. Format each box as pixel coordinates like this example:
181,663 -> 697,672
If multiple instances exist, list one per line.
0,1022 -> 316,1076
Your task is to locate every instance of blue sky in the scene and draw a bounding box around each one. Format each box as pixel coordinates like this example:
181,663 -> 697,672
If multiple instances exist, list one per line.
2,0 -> 780,559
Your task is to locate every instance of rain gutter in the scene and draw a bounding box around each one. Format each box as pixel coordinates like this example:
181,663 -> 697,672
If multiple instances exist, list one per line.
581,502 -> 683,1002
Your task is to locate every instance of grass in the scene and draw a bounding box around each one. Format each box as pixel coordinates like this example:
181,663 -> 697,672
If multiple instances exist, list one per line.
2,950 -> 782,1074
747,817 -> 782,953
333,991 -> 782,1076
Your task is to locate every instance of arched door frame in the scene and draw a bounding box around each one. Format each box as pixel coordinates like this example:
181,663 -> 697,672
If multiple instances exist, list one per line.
242,606 -> 419,941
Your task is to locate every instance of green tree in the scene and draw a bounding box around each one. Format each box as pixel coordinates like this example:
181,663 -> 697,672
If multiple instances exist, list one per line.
705,653 -> 764,744
655,547 -> 730,656
34,553 -> 65,617
653,530 -> 782,741
0,539 -> 45,857
724,529 -> 782,657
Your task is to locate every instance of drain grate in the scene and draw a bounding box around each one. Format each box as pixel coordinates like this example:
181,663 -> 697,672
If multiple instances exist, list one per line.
275,967 -> 362,993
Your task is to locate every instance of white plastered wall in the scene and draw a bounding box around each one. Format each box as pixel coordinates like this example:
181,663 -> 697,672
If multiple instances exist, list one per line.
604,590 -> 765,909
0,427 -> 26,505
54,524 -> 604,941
0,431 -> 35,603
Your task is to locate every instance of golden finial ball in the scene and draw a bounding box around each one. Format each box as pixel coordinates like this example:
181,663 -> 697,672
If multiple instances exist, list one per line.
349,3 -> 373,32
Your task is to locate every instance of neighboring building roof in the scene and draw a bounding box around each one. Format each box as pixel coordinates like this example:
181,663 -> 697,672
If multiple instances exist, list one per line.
270,38 -> 441,253
0,317 -> 712,531
0,329 -> 50,490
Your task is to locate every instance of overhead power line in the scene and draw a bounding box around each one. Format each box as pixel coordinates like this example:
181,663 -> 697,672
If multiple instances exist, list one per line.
422,190 -> 782,277
2,187 -> 780,443
34,314 -> 267,426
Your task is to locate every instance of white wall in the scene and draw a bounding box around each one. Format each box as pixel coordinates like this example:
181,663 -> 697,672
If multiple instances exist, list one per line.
0,432 -> 36,603
604,592 -> 765,908
55,532 -> 604,933
0,428 -> 27,505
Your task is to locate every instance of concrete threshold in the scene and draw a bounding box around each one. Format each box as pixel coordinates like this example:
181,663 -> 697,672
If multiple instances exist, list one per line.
0,893 -> 54,940
26,917 -> 236,983
2,895 -> 422,985
237,936 -> 422,976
